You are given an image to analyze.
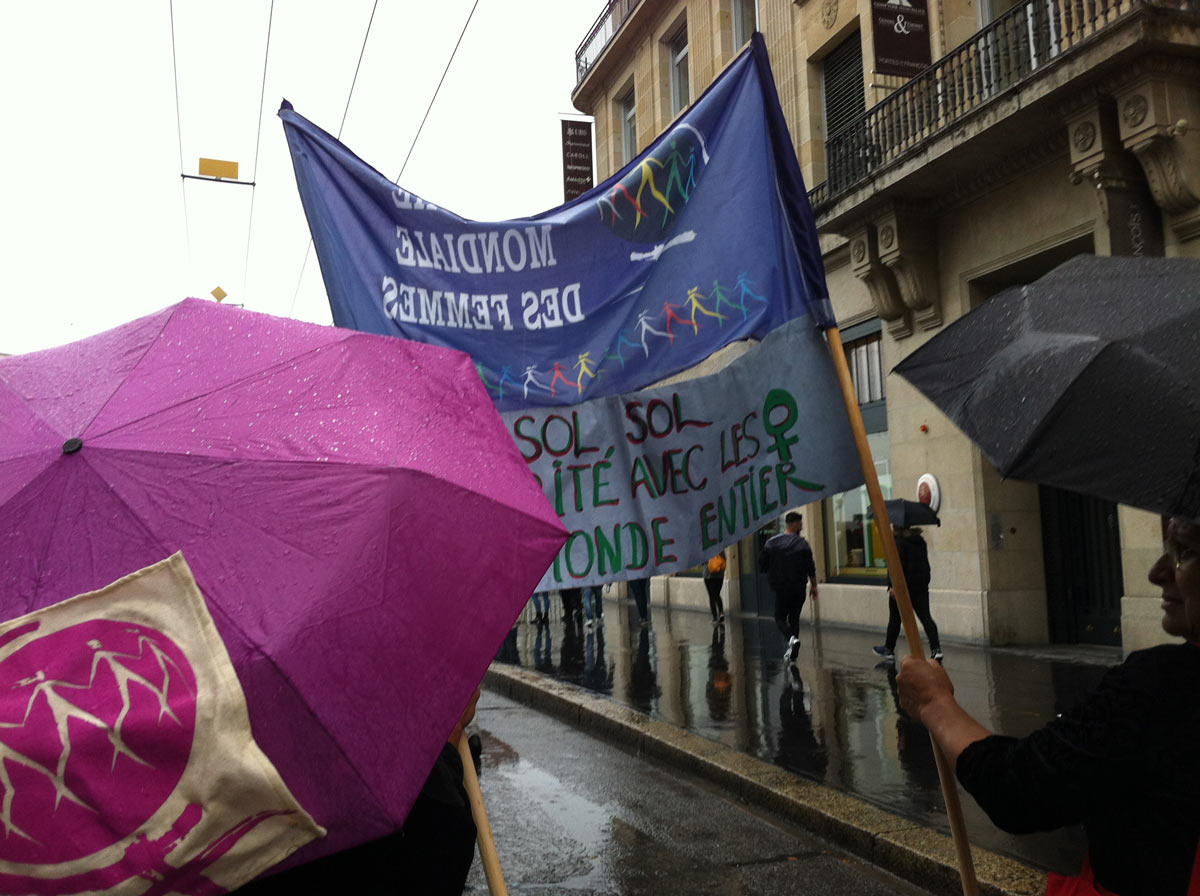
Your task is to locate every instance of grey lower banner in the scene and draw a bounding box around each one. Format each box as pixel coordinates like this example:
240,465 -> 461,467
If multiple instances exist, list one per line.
502,317 -> 865,589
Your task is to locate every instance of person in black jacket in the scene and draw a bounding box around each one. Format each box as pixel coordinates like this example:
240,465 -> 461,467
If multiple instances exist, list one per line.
897,515 -> 1200,895
758,512 -> 818,663
872,525 -> 942,662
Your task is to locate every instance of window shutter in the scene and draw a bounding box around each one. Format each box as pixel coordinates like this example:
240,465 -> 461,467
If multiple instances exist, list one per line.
823,35 -> 866,139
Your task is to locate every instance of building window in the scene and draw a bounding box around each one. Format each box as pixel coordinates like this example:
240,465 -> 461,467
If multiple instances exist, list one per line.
620,88 -> 637,166
733,0 -> 757,47
822,33 -> 868,190
825,324 -> 890,581
669,25 -> 690,116
846,331 -> 885,406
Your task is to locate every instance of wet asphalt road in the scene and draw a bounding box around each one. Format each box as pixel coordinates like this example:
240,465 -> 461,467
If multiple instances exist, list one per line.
464,688 -> 937,895
495,596 -> 1123,877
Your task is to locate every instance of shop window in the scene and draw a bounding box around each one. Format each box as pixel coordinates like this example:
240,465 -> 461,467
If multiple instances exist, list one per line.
825,323 -> 890,581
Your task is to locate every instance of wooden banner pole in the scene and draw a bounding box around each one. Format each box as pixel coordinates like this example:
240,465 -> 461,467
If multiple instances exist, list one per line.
457,735 -> 509,896
825,326 -> 980,896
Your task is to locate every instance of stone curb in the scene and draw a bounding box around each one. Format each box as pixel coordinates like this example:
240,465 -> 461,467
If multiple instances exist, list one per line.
484,662 -> 1047,896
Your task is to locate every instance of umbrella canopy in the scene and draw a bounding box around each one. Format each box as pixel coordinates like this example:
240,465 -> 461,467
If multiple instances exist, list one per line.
0,298 -> 566,863
893,255 -> 1200,519
868,498 -> 941,528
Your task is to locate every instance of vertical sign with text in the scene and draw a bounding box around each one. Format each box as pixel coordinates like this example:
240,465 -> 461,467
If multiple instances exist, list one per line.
872,0 -> 932,77
561,119 -> 595,201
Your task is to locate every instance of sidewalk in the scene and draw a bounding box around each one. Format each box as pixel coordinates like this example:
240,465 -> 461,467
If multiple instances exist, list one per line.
489,595 -> 1123,896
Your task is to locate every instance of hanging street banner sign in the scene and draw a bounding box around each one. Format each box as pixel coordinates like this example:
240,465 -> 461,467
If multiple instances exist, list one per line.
872,0 -> 932,77
561,118 -> 595,202
503,318 -> 863,588
279,34 -> 833,415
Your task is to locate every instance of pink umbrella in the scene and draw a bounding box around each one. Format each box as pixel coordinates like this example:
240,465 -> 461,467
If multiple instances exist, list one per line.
0,298 -> 566,866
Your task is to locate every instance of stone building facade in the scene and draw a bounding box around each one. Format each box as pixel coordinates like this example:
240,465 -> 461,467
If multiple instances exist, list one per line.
570,0 -> 1200,649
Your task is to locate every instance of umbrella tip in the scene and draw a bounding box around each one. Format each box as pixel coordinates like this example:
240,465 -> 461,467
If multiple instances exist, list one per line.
62,438 -> 83,455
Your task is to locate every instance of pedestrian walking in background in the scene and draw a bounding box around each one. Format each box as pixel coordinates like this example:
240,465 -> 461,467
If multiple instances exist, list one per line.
758,511 -> 818,664
560,587 -> 583,627
873,525 -> 942,662
704,548 -> 727,623
582,585 -> 601,627
531,590 -> 552,626
627,576 -> 651,626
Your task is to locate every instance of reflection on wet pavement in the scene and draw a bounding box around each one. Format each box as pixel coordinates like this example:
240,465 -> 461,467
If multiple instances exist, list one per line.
496,597 -> 1119,876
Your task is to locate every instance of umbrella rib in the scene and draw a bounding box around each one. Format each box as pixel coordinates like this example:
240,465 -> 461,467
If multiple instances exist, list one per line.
1000,338 -> 1182,475
69,308 -> 181,438
86,334 -> 356,441
201,601 -> 390,817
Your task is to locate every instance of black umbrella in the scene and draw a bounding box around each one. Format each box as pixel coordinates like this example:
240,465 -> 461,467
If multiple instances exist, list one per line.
868,498 -> 941,528
893,254 -> 1200,518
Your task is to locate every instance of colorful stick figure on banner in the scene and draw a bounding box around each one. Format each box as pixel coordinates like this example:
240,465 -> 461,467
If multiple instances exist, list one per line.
606,327 -> 643,369
574,352 -> 597,393
522,365 -> 548,399
664,140 -> 697,204
549,362 -> 579,396
634,158 -> 673,229
636,310 -> 670,355
495,366 -> 519,399
711,279 -> 741,319
736,272 -> 769,311
475,362 -> 500,398
687,285 -> 727,331
661,301 -> 690,342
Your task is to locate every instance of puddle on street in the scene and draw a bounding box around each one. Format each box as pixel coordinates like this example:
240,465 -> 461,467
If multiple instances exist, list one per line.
498,601 -> 1105,875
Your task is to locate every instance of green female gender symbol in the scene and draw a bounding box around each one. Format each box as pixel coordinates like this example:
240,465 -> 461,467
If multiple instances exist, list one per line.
763,388 -> 800,462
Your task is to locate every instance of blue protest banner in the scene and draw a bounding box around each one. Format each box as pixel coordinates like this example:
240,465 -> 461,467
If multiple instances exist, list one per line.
279,35 -> 832,413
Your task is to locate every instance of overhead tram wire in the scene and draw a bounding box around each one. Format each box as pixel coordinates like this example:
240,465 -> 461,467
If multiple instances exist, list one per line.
394,0 -> 481,184
287,0 -> 482,319
288,0 -> 380,319
169,0 -> 191,266
242,0 -> 276,302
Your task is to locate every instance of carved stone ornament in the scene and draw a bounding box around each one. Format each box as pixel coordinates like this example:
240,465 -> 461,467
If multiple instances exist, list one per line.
850,224 -> 912,338
821,0 -> 838,29
879,224 -> 896,250
1072,121 -> 1097,153
1122,94 -> 1149,129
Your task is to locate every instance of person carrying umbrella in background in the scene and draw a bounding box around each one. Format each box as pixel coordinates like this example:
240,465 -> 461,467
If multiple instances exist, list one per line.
873,526 -> 942,663
898,516 -> 1200,895
869,499 -> 942,662
759,511 -> 818,664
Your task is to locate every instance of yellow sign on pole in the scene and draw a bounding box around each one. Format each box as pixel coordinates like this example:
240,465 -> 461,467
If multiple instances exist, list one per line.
211,287 -> 228,302
198,158 -> 239,180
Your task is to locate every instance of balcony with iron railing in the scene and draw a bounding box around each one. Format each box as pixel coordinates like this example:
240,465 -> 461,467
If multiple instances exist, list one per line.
809,0 -> 1197,213
573,0 -> 1195,213
577,0 -> 644,84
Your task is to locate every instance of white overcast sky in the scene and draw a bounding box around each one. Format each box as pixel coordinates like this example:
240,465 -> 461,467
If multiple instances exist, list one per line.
0,1 -> 600,355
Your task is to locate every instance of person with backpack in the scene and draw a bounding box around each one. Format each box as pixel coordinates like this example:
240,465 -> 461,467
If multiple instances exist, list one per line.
704,548 -> 727,623
758,511 -> 818,664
